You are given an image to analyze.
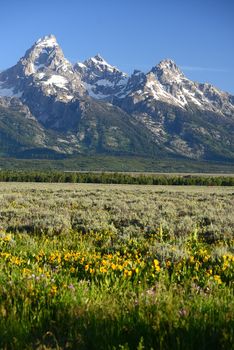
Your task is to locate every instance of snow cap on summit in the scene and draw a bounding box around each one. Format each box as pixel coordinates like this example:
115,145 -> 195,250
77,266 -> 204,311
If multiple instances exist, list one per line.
35,34 -> 58,48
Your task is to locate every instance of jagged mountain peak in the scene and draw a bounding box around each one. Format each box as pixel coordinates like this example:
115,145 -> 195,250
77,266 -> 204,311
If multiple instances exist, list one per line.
25,34 -> 60,60
151,58 -> 185,83
0,34 -> 85,105
35,34 -> 58,48
21,34 -> 72,76
92,53 -> 106,62
0,36 -> 234,162
82,54 -> 125,75
90,54 -> 122,72
133,69 -> 143,75
117,57 -> 234,117
157,59 -> 181,71
74,55 -> 128,100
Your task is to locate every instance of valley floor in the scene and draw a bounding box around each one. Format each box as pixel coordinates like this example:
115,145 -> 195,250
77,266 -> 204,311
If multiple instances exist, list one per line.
0,184 -> 233,349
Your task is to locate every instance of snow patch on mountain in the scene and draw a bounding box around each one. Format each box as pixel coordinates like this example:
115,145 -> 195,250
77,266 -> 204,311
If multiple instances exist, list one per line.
95,79 -> 115,87
145,78 -> 179,103
0,34 -> 234,119
84,83 -> 109,99
75,54 -> 128,100
43,75 -> 68,89
87,54 -> 123,74
35,35 -> 58,48
0,34 -> 86,103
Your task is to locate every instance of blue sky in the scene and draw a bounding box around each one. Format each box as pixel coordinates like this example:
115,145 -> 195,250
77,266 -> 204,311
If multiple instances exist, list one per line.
0,0 -> 233,93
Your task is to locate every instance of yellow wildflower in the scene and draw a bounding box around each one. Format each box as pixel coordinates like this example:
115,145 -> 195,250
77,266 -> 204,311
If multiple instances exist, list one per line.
189,256 -> 195,264
166,261 -> 171,268
155,265 -> 161,272
50,285 -> 58,295
213,275 -> 222,285
128,270 -> 132,277
203,255 -> 210,263
3,234 -> 12,242
111,263 -> 117,270
100,266 -> 107,273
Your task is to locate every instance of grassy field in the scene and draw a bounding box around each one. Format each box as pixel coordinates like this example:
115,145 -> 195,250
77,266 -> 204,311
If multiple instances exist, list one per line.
0,183 -> 233,349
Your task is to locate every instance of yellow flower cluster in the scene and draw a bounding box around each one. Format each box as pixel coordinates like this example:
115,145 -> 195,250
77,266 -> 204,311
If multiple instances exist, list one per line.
0,231 -> 234,301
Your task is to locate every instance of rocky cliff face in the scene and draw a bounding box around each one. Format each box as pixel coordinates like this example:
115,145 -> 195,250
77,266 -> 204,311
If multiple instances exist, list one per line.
74,54 -> 128,100
0,35 -> 233,161
0,35 -> 85,99
0,35 -> 86,126
114,59 -> 234,118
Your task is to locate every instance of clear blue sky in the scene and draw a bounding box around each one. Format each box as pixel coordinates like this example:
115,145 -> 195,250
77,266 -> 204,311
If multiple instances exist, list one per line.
1,0 -> 233,93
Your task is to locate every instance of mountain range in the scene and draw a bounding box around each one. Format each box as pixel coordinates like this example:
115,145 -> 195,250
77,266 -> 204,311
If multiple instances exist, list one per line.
0,34 -> 233,162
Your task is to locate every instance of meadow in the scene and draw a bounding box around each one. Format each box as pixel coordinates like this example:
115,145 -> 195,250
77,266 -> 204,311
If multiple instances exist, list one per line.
0,183 -> 233,349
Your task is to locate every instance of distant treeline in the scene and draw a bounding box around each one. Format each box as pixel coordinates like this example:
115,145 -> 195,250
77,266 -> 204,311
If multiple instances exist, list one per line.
0,171 -> 234,186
